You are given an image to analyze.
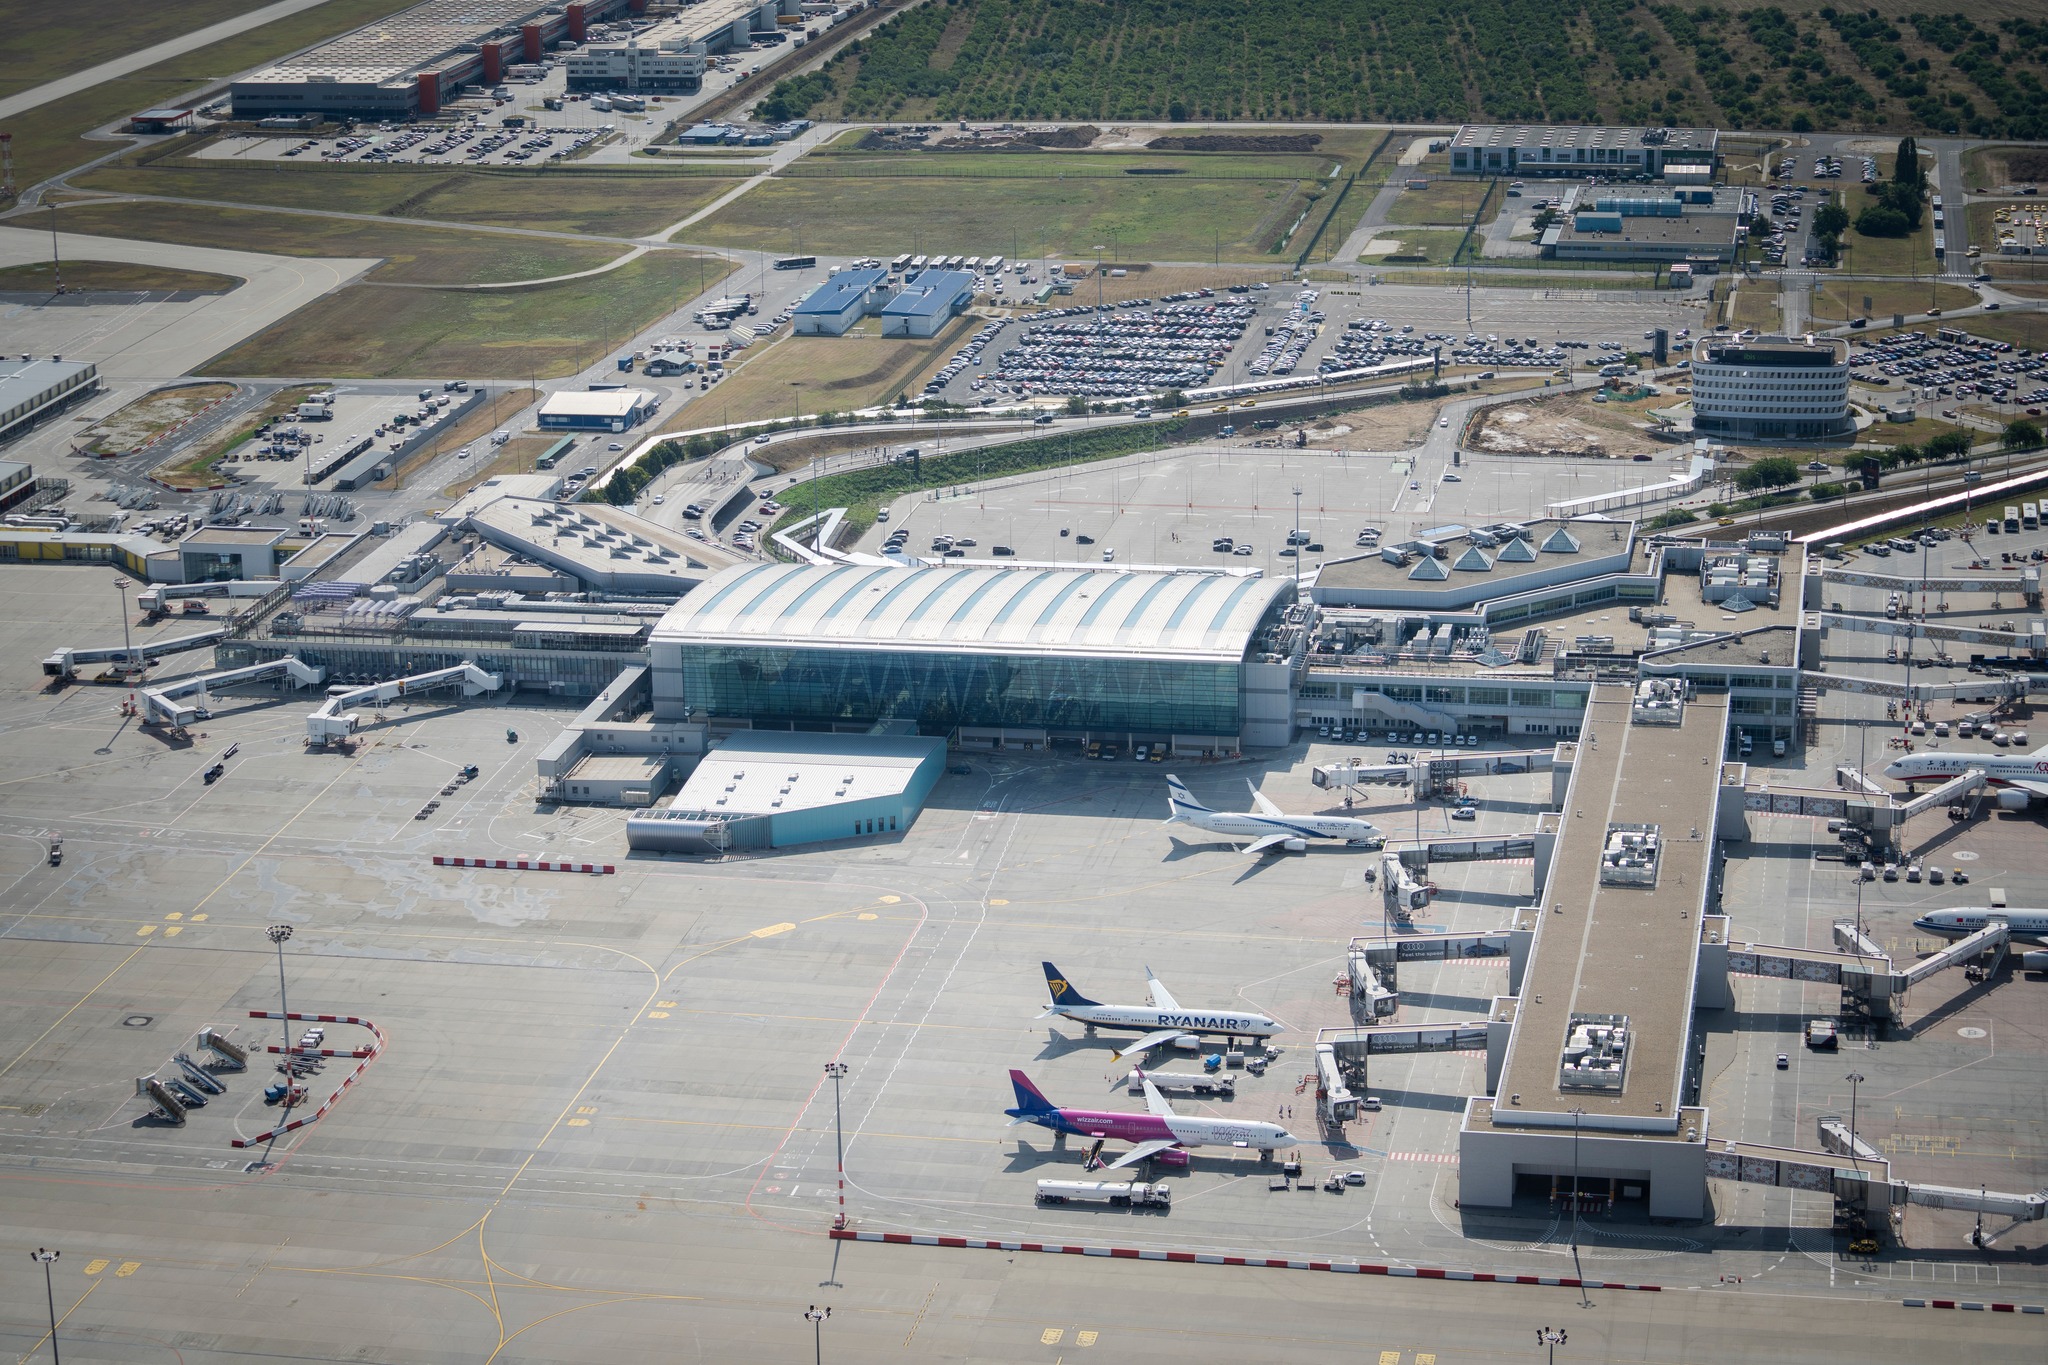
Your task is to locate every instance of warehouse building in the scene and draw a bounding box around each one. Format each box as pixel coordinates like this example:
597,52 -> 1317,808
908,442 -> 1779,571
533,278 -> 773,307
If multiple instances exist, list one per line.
648,562 -> 1303,752
878,270 -> 975,338
1449,125 -> 1719,181
791,267 -> 891,336
0,359 -> 101,446
232,0 -> 811,120
1542,186 -> 1748,264
537,388 -> 657,432
1689,335 -> 1853,442
625,731 -> 946,853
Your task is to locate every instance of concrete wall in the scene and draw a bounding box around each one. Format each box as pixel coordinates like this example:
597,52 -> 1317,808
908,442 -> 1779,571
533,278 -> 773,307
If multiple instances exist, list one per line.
1240,657 -> 1296,749
1459,1105 -> 1710,1219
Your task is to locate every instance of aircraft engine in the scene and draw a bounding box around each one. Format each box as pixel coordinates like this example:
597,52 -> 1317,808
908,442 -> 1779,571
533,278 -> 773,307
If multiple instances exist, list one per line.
1170,1034 -> 1202,1053
1283,838 -> 1308,852
1998,789 -> 2031,811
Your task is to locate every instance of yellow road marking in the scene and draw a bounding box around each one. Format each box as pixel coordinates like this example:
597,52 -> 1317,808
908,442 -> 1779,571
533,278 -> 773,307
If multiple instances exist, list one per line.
163,926 -> 182,937
989,898 -> 1010,906
1076,1329 -> 1099,1346
646,1010 -> 670,1019
857,912 -> 878,920
751,922 -> 795,938
565,1118 -> 590,1127
1042,1328 -> 1064,1345
877,895 -> 900,904
0,945 -> 147,1085
115,1261 -> 140,1278
190,913 -> 207,921
164,912 -> 182,921
136,924 -> 156,936
83,1259 -> 108,1276
657,1000 -> 677,1008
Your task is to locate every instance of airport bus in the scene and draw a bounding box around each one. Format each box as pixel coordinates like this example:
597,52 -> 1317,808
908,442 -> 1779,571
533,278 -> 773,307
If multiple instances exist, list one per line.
2027,503 -> 2040,531
2006,506 -> 2022,533
909,254 -> 929,270
772,255 -> 816,271
889,253 -> 911,272
986,255 -> 1004,273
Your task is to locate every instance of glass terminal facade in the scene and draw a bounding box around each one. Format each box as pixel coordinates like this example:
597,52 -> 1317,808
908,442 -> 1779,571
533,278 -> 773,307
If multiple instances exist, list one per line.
678,646 -> 1242,736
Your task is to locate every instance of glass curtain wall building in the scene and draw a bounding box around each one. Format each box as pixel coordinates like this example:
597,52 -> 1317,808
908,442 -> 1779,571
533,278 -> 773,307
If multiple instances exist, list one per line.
651,562 -> 1295,745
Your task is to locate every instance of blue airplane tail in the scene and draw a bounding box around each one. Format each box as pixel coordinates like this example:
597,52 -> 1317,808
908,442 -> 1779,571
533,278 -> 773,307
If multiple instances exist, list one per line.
1006,1069 -> 1061,1125
1041,961 -> 1099,1008
1164,775 -> 1210,813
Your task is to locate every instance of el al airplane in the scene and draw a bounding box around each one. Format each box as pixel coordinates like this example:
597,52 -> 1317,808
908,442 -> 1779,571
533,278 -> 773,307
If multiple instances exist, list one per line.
1913,906 -> 2048,944
1883,745 -> 2048,809
1004,1069 -> 1296,1169
1039,961 -> 1280,1059
1164,774 -> 1384,856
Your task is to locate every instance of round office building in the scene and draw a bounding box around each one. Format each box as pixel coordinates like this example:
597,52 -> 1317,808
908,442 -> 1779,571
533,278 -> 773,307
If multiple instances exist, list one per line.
1689,334 -> 1852,442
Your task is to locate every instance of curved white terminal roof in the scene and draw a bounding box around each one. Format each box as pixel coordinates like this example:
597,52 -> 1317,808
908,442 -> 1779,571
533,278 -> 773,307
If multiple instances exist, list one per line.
654,563 -> 1289,662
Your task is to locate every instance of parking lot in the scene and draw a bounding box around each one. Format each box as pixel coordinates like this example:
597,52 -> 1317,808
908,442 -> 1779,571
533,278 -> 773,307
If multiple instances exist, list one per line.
194,123 -> 609,167
1850,324 -> 2048,413
859,437 -> 1676,571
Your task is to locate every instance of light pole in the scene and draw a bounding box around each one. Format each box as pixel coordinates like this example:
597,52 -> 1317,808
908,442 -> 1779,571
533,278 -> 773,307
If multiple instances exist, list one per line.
111,576 -> 134,671
804,1304 -> 830,1364
1568,1105 -> 1590,1306
30,1247 -> 60,1364
824,1061 -> 849,1229
1536,1326 -> 1566,1365
268,924 -> 294,1110
1846,1073 -> 1865,1163
1292,483 -> 1303,564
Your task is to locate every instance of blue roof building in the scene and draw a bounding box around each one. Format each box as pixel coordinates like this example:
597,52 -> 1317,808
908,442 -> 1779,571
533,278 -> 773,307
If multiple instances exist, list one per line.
878,270 -> 975,337
792,266 -> 891,336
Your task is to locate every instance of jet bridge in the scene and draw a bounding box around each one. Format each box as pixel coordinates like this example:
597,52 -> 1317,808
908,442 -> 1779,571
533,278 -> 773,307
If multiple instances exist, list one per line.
1727,918 -> 2020,1019
137,580 -> 281,615
42,628 -> 228,681
1800,668 -> 2048,706
306,663 -> 503,745
1891,769 -> 1986,821
140,656 -> 325,727
1816,565 -> 2042,604
1815,611 -> 2047,658
1709,1120 -> 2048,1226
1898,921 -> 2009,989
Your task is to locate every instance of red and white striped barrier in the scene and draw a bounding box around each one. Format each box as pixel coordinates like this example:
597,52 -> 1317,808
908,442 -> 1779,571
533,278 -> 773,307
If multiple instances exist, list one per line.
433,855 -> 615,874
827,1229 -> 1661,1291
230,1011 -> 385,1150
1905,1299 -> 2045,1313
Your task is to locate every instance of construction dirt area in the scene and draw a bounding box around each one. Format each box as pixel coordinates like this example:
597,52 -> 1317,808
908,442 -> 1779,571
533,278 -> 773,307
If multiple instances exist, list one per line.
1467,388 -> 1675,459
77,381 -> 235,457
1296,401 -> 1441,451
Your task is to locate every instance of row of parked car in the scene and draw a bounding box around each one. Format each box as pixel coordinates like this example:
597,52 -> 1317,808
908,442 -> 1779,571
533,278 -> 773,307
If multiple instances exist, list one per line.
1850,330 -> 2045,410
982,300 -> 1257,399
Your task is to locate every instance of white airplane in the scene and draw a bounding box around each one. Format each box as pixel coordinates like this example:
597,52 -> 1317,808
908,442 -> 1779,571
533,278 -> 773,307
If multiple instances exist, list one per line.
1883,746 -> 2048,809
1006,1070 -> 1296,1170
1038,961 -> 1281,1059
1164,775 -> 1383,856
1913,907 -> 2048,945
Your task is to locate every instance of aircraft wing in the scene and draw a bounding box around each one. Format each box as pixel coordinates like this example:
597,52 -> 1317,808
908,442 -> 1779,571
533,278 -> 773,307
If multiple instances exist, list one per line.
1110,1028 -> 1188,1061
1143,967 -> 1182,1012
1103,1139 -> 1181,1171
1140,1078 -> 1179,1118
2008,778 -> 2048,800
1240,833 -> 1292,857
1246,780 -> 1285,818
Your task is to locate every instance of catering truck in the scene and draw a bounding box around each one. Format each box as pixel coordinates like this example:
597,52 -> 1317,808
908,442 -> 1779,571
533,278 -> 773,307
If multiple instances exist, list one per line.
1034,1180 -> 1170,1208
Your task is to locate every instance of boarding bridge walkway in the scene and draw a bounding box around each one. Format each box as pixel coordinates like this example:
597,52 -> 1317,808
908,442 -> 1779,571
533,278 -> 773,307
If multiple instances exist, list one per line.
140,656 -> 325,727
1817,565 -> 2042,601
1320,1020 -> 1499,1098
42,628 -> 229,680
1708,1120 -> 2048,1223
1898,921 -> 2009,989
306,663 -> 503,744
1727,918 -> 2019,1016
137,580 -> 281,614
1892,769 -> 1987,821
1800,668 -> 2048,705
1815,611 -> 2047,656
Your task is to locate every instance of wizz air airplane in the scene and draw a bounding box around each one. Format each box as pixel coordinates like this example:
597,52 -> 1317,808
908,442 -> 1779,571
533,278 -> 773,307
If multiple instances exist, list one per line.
1039,961 -> 1280,1059
1913,907 -> 2048,944
1164,775 -> 1383,856
1884,746 -> 2048,810
1004,1070 -> 1296,1169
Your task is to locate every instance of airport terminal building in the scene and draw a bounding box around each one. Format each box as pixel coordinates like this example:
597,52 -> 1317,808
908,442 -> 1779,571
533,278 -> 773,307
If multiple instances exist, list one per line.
648,562 -> 1302,752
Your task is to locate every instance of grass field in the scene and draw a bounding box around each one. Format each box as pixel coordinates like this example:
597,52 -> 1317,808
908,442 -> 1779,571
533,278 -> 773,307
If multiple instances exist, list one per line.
75,159 -> 747,238
48,200 -> 626,285
0,0 -> 277,99
670,327 -> 977,429
1958,312 -> 2048,352
1810,279 -> 1977,322
1853,416 -> 1965,448
0,260 -> 241,293
198,251 -> 730,380
1382,178 -> 1491,227
1358,229 -> 1464,266
1838,214 -> 1939,277
1730,281 -> 1781,332
78,381 -> 236,456
682,169 -> 1328,262
2,0 -> 422,193
1964,145 -> 2048,191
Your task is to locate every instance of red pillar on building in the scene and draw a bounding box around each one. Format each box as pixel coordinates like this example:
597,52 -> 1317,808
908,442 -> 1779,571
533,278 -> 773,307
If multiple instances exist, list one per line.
566,3 -> 588,41
482,43 -> 504,83
416,71 -> 441,116
521,23 -> 543,62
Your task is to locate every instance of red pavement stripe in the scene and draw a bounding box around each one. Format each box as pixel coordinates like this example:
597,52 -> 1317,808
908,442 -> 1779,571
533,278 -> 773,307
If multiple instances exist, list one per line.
827,1228 -> 1660,1290
434,855 -> 616,874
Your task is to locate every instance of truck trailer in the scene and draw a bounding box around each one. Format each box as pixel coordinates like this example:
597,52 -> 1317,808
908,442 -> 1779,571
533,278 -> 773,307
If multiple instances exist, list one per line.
1034,1179 -> 1170,1208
